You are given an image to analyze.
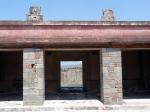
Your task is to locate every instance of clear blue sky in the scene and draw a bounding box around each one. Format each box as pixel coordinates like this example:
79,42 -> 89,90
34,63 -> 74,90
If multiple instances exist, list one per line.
0,0 -> 150,21
61,61 -> 82,68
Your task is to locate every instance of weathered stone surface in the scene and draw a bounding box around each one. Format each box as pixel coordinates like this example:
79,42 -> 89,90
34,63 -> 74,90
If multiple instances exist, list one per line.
101,9 -> 116,21
23,48 -> 45,106
27,6 -> 43,22
100,48 -> 122,105
0,20 -> 150,48
0,100 -> 104,111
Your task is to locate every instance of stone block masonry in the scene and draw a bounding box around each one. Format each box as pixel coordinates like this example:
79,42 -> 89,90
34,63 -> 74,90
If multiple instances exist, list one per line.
101,9 -> 116,21
100,48 -> 122,105
23,49 -> 45,105
27,6 -> 43,22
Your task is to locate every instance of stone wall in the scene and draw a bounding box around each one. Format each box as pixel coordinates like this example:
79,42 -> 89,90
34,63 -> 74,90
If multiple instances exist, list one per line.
61,68 -> 82,87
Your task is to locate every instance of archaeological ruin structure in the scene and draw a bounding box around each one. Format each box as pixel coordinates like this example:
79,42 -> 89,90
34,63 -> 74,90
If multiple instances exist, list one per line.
0,6 -> 150,108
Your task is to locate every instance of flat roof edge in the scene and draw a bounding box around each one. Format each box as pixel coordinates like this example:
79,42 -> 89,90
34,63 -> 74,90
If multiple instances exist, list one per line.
0,21 -> 150,26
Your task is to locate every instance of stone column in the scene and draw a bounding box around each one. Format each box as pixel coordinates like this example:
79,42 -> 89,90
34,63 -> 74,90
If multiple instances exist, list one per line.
23,49 -> 45,105
100,48 -> 122,105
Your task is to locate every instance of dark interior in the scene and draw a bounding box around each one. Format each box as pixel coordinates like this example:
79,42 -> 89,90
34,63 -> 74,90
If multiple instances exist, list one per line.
122,50 -> 150,99
0,51 -> 23,101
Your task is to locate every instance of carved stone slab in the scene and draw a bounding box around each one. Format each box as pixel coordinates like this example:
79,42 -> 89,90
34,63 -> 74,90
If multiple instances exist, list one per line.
27,6 -> 43,22
101,9 -> 116,21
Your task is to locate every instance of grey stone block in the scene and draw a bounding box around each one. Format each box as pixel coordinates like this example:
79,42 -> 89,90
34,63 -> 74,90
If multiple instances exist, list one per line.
100,48 -> 123,105
23,48 -> 45,106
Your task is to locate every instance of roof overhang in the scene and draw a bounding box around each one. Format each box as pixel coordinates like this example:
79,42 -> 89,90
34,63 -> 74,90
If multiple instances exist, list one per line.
0,21 -> 150,48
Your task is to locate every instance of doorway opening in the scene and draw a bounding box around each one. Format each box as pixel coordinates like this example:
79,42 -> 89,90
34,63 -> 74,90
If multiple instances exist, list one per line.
122,50 -> 150,99
0,51 -> 23,101
45,50 -> 100,100
60,61 -> 83,92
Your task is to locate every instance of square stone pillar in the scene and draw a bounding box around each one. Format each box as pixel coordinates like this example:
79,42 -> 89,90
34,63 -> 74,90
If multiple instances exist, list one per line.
23,49 -> 45,106
100,48 -> 122,105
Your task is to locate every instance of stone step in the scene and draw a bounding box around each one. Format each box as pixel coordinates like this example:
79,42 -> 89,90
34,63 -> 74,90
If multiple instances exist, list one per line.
1,103 -> 150,111
0,100 -> 104,112
0,106 -> 104,112
105,104 -> 150,110
0,106 -> 103,112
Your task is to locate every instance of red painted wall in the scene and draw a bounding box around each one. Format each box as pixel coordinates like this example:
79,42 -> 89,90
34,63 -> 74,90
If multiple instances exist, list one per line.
0,23 -> 150,48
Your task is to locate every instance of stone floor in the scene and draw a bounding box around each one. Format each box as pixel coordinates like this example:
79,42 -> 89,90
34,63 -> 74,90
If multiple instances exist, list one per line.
0,100 -> 103,112
123,90 -> 150,99
0,92 -> 150,111
45,92 -> 99,100
0,99 -> 150,111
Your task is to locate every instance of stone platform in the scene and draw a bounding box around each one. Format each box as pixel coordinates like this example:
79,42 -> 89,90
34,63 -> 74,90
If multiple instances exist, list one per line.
0,99 -> 150,112
0,100 -> 103,112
